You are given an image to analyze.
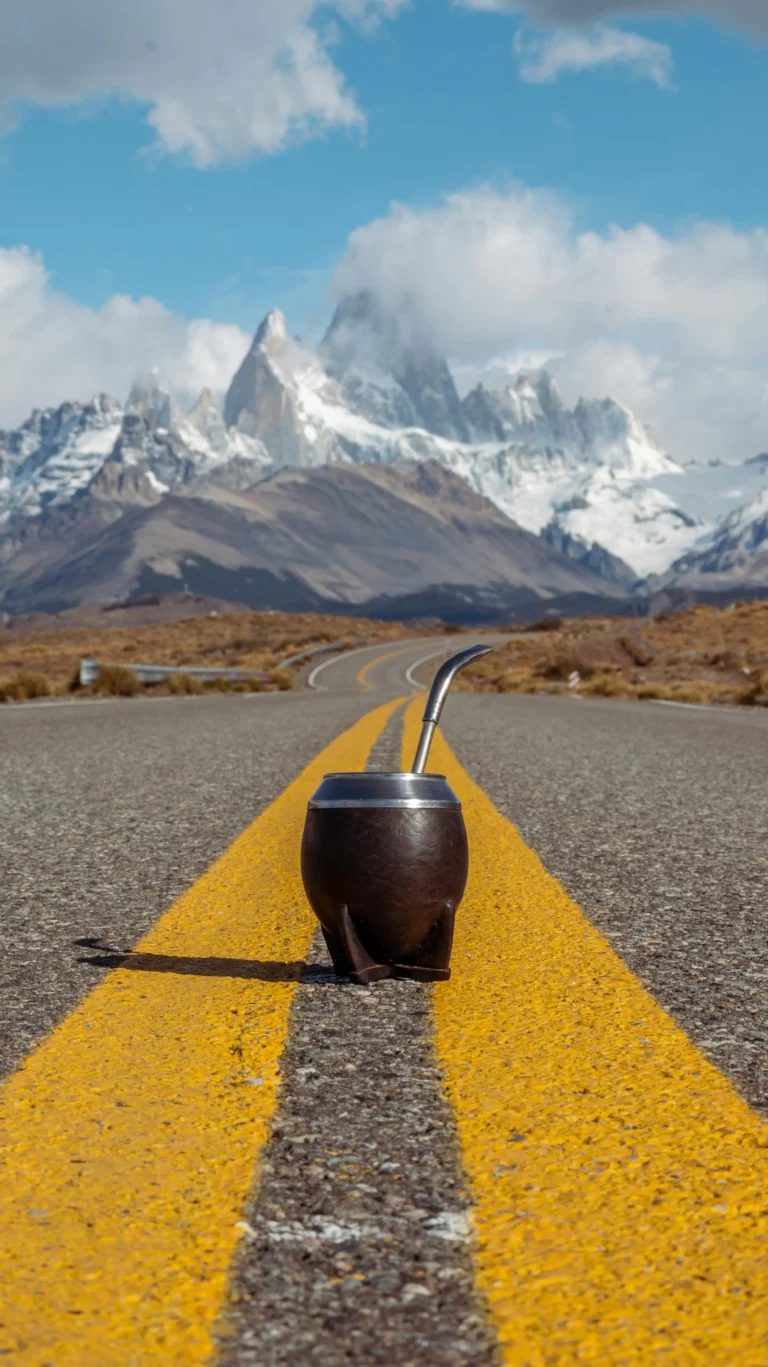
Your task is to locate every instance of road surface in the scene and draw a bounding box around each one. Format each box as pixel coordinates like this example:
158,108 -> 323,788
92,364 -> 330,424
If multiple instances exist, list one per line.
1,637 -> 766,1365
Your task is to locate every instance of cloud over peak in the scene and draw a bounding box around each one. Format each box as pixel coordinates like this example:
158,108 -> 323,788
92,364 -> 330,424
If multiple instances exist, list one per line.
334,184 -> 768,464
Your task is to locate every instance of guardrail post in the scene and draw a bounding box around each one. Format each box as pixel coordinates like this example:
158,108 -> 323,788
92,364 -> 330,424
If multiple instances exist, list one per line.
79,659 -> 100,686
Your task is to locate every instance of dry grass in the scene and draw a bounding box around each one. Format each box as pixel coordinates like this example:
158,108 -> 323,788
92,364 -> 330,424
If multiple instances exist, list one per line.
95,664 -> 143,697
0,608 -> 449,703
458,601 -> 768,709
0,670 -> 51,702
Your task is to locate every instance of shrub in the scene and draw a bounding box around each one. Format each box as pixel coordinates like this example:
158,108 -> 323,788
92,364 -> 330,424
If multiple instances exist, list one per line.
97,665 -> 141,697
581,671 -> 631,698
167,672 -> 203,695
705,649 -> 744,670
271,667 -> 294,691
0,670 -> 51,701
619,634 -> 654,667
490,673 -> 529,693
735,673 -> 768,706
669,683 -> 717,705
203,675 -> 266,693
537,649 -> 597,682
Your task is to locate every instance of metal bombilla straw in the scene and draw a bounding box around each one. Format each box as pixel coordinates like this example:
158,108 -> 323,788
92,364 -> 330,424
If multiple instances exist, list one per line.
411,644 -> 493,773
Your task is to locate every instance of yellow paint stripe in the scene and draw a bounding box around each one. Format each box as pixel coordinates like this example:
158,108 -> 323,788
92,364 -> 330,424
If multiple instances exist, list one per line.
356,645 -> 417,693
402,699 -> 768,1366
0,699 -> 403,1366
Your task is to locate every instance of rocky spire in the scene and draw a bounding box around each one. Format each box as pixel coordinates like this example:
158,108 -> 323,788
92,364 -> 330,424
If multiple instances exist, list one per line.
322,291 -> 470,441
125,368 -> 180,432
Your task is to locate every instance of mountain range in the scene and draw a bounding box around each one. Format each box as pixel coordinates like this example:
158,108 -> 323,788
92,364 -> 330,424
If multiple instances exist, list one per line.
1,292 -> 767,618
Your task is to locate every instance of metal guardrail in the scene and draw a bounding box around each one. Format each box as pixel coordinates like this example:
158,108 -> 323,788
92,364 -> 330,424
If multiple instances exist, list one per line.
78,659 -> 270,686
79,635 -> 367,688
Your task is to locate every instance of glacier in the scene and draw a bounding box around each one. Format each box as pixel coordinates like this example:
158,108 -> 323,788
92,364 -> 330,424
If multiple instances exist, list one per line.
657,481 -> 768,593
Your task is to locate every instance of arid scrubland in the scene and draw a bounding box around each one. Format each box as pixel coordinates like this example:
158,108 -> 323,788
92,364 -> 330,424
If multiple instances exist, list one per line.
4,598 -> 768,708
0,608 -> 449,702
457,603 -> 768,707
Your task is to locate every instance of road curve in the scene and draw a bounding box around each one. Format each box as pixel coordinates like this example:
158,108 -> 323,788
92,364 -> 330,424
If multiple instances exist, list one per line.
1,642 -> 766,1364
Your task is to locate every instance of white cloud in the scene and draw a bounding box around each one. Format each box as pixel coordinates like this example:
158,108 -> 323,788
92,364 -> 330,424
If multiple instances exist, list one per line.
334,185 -> 768,463
0,0 -> 762,163
0,247 -> 250,426
514,24 -> 674,87
458,0 -> 768,36
0,0 -> 405,166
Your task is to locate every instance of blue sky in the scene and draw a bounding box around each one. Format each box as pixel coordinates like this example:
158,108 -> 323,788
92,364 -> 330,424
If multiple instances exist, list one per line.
0,0 -> 767,463
1,4 -> 765,330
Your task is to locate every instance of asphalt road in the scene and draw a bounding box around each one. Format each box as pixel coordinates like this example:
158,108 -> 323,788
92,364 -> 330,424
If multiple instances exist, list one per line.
313,637 -> 768,1118
0,634 -> 457,1080
444,692 -> 768,1119
1,637 -> 766,1364
0,689 -> 384,1083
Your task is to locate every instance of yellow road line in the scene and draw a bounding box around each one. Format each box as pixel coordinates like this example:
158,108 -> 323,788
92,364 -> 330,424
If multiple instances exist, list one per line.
402,699 -> 768,1366
356,645 -> 419,693
0,699 -> 403,1366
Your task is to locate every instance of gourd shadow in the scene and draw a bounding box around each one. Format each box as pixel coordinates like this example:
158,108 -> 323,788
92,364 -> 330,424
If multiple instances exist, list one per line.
74,938 -> 339,984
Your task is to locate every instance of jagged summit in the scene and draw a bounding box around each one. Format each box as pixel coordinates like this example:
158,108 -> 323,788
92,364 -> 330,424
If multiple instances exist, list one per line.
223,309 -> 345,465
507,371 -> 566,424
253,307 -> 289,347
185,387 -> 227,448
126,369 -> 180,431
463,370 -> 672,476
0,394 -> 124,524
189,386 -> 215,416
323,290 -> 470,441
0,298 -> 732,584
323,290 -> 411,361
461,372 -> 569,445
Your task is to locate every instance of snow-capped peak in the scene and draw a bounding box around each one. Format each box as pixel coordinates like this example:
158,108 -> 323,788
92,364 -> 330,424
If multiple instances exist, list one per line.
463,370 -> 676,480
506,371 -> 565,425
126,368 -> 181,431
224,309 -> 348,465
0,393 -> 124,524
717,484 -> 768,539
177,387 -> 271,474
183,387 -> 228,450
0,296 -> 725,582
254,307 -> 289,346
323,291 -> 471,441
658,482 -> 768,591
